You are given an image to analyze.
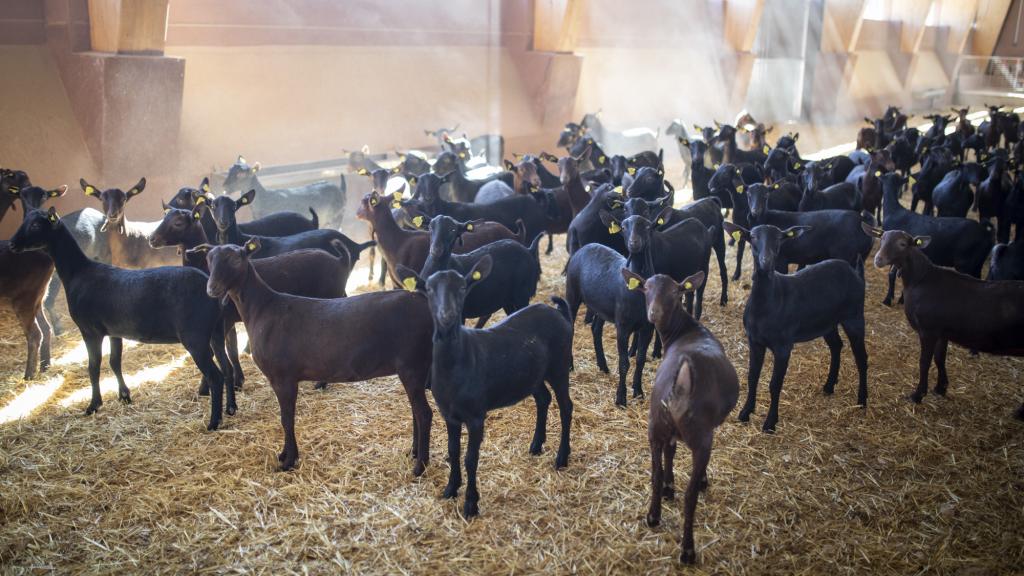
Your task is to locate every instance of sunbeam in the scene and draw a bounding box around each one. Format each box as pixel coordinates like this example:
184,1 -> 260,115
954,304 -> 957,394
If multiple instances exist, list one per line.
0,374 -> 66,424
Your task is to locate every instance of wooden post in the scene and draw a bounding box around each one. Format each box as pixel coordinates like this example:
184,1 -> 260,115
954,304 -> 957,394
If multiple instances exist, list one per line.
88,0 -> 169,55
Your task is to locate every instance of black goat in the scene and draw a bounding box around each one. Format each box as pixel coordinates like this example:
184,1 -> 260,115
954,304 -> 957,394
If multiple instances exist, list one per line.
222,155 -> 346,229
419,215 -> 542,328
724,222 -> 868,433
566,183 -> 626,257
747,184 -> 872,272
11,208 -> 230,430
879,173 -> 993,306
168,178 -> 318,241
988,241 -> 1024,281
396,257 -> 573,518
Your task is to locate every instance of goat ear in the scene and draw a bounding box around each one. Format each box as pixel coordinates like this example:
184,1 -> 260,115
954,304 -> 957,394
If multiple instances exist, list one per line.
186,243 -> 213,257
47,206 -> 61,224
200,177 -> 210,194
503,159 -> 515,171
861,222 -> 883,238
127,177 -> 146,198
48,184 -> 68,198
193,190 -> 212,205
242,237 -> 261,256
654,205 -> 673,227
461,219 -> 484,234
781,225 -> 810,241
465,255 -> 492,287
251,162 -> 261,173
722,221 -> 749,244
237,189 -> 256,207
912,235 -> 931,249
395,264 -> 425,293
620,268 -> 646,292
793,132 -> 800,141
191,205 -> 204,221
161,199 -> 171,213
679,271 -> 705,293
598,209 -> 621,234
357,167 -> 369,176
81,179 -> 99,197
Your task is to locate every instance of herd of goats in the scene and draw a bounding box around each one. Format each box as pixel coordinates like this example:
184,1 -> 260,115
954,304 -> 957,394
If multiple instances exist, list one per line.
1,105 -> 1022,564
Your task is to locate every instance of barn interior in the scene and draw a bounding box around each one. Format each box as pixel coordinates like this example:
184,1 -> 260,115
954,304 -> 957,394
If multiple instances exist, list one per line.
0,0 -> 1022,573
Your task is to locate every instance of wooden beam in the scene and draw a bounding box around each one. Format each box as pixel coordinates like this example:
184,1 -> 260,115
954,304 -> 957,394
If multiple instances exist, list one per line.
533,0 -> 581,53
891,0 -> 935,53
969,0 -> 1013,55
822,0 -> 866,53
724,0 -> 765,52
87,0 -> 169,54
938,0 -> 980,54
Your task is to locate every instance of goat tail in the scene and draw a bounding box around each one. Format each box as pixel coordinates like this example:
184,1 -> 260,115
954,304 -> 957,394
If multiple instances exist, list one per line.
860,210 -> 877,227
550,296 -> 572,324
351,240 -> 377,261
328,239 -> 352,263
308,207 -> 319,228
528,232 -> 544,262
660,360 -> 693,417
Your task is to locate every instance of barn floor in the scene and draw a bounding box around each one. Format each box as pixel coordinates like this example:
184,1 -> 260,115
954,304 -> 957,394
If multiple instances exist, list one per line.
2,164 -> 1024,574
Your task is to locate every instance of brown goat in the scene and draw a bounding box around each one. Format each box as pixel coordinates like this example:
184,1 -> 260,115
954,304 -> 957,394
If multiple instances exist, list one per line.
356,190 -> 519,286
204,239 -> 434,473
81,178 -> 179,269
857,126 -> 878,151
0,243 -> 53,379
150,205 -> 352,395
870,227 -> 1024,418
623,269 -> 738,565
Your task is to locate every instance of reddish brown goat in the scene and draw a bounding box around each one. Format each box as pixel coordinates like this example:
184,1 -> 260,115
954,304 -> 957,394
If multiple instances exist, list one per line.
857,126 -> 878,151
356,190 -> 520,287
0,243 -> 53,379
870,227 -> 1024,418
204,239 -> 435,474
623,269 -> 738,565
149,205 -> 352,396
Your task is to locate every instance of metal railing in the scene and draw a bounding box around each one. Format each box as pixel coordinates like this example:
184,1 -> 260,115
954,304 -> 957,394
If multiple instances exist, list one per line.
955,56 -> 1024,94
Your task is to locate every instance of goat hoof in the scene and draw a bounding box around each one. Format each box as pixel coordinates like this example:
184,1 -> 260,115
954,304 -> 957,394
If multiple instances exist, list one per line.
207,419 -> 220,432
680,548 -> 697,565
598,365 -> 610,374
933,387 -> 947,397
822,384 -> 835,396
737,410 -> 751,423
442,485 -> 459,499
118,393 -> 132,405
761,421 -> 777,434
554,454 -> 569,470
84,402 -> 101,416
197,387 -> 210,397
39,360 -> 50,372
412,460 -> 427,477
908,393 -> 924,404
233,382 -> 244,391
1014,405 -> 1024,421
881,298 -> 892,307
462,501 -> 479,519
226,404 -> 237,416
698,477 -> 709,492
615,396 -> 627,408
278,461 -> 296,472
632,389 -> 645,399
529,442 -> 543,456
662,485 -> 675,500
314,382 -> 328,390
646,512 -> 661,527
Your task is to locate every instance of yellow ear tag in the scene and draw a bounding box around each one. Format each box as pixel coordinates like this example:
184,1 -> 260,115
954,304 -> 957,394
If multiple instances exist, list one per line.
683,281 -> 693,290
471,271 -> 481,280
613,186 -> 623,194
713,164 -> 720,169
48,213 -> 58,222
608,222 -> 621,234
369,197 -> 378,206
657,217 -> 665,225
627,277 -> 641,290
193,211 -> 201,220
202,183 -> 210,193
763,145 -> 770,154
585,185 -> 591,193
598,156 -> 606,164
773,184 -> 780,189
909,176 -> 917,186
915,238 -> 923,246
240,197 -> 248,204
402,277 -> 417,291
627,167 -> 636,175
874,171 -> 881,177
195,196 -> 206,205
393,167 -> 401,174
786,230 -> 795,237
246,242 -> 257,251
459,152 -> 466,158
85,186 -> 95,195
737,185 -> 745,194
731,230 -> 741,242
794,163 -> 802,169
466,223 -> 474,231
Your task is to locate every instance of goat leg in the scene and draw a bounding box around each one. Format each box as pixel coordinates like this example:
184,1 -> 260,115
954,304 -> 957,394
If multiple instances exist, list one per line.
108,337 -> 131,405
462,419 -> 484,518
738,341 -> 766,422
646,439 -> 665,527
933,337 -> 949,396
912,332 -> 938,403
762,346 -> 792,433
270,379 -> 299,469
821,329 -> 843,395
529,384 -> 551,455
442,418 -> 462,499
83,335 -> 104,415
680,437 -> 712,565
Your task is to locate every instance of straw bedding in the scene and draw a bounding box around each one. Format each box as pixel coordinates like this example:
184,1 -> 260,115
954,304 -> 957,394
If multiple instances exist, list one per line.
0,233 -> 1022,575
